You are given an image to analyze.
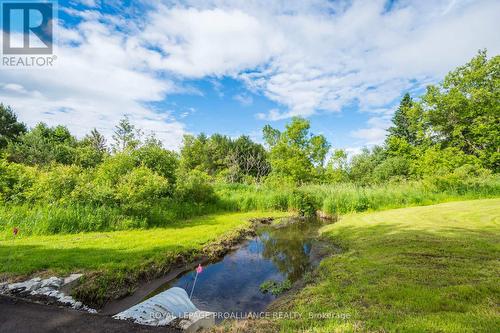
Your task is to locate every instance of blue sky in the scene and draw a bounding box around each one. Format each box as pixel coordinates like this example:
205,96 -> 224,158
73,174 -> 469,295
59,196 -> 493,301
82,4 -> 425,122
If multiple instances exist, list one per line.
1,0 -> 499,153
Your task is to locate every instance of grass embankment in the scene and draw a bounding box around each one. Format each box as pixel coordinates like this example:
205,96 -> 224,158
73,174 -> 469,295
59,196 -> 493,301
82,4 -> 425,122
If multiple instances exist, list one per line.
258,199 -> 500,332
218,178 -> 500,216
2,177 -> 498,237
0,211 -> 288,307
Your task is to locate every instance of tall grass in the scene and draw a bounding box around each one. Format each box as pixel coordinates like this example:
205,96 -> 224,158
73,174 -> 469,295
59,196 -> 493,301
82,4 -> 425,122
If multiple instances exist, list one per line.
1,175 -> 499,237
0,200 -> 225,237
216,174 -> 500,215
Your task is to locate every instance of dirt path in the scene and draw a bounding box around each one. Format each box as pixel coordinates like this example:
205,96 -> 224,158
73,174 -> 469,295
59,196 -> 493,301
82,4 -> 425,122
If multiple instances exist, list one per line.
0,295 -> 180,333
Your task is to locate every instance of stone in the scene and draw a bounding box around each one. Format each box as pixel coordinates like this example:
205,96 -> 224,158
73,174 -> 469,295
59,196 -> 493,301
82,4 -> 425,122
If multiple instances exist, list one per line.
41,277 -> 63,289
0,274 -> 97,314
63,273 -> 82,286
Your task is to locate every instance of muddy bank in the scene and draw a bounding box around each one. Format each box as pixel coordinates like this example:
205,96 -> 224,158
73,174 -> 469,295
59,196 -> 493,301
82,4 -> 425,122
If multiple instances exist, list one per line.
206,235 -> 342,332
75,218 -> 274,310
140,217 -> 340,327
100,219 -> 280,315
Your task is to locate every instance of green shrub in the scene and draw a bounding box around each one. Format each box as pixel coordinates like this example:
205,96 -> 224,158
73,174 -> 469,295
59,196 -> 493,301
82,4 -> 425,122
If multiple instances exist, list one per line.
131,145 -> 178,193
288,190 -> 317,217
174,170 -> 216,203
0,160 -> 39,203
115,166 -> 170,214
27,164 -> 83,204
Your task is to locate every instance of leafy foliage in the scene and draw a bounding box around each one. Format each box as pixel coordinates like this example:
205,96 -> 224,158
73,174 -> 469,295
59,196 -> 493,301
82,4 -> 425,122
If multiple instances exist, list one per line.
0,104 -> 26,149
423,50 -> 499,171
0,51 -> 498,235
264,117 -> 330,184
7,123 -> 78,165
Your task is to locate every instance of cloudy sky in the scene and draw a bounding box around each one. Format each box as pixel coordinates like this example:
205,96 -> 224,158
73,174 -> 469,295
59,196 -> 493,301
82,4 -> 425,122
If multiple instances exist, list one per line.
1,0 -> 499,152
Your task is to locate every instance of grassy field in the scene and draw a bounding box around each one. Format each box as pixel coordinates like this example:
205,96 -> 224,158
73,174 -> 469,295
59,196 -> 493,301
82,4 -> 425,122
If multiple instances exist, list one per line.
1,211 -> 291,276
1,177 -> 498,237
217,178 -> 500,216
0,211 -> 288,307
264,199 -> 500,332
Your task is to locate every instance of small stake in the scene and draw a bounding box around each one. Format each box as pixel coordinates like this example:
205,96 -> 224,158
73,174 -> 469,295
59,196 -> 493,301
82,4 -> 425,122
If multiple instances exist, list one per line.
189,264 -> 203,299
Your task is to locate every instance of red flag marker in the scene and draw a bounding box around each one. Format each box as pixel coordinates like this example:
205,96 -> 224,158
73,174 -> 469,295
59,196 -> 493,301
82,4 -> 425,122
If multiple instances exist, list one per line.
190,264 -> 203,299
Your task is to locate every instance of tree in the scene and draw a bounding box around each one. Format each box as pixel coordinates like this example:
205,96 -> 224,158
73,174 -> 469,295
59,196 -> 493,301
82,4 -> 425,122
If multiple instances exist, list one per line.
227,136 -> 270,182
387,93 -> 415,142
324,149 -> 349,183
83,129 -> 107,153
0,104 -> 26,149
132,140 -> 179,194
386,93 -> 428,147
423,50 -> 500,171
348,146 -> 386,184
112,116 -> 141,153
263,117 -> 330,184
7,123 -> 77,165
76,129 -> 108,167
179,133 -> 209,173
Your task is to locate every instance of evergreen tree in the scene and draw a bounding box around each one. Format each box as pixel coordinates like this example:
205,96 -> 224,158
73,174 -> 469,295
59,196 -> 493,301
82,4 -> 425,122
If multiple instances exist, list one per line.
387,93 -> 417,144
112,116 -> 141,153
0,104 -> 26,149
83,128 -> 107,154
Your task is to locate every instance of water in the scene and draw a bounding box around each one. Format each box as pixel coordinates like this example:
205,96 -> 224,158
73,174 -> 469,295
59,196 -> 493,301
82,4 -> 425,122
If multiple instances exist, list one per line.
145,218 -> 328,316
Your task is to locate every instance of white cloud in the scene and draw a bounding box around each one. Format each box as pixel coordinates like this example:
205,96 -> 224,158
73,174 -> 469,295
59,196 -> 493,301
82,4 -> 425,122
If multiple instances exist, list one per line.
350,127 -> 387,145
78,0 -> 99,8
138,7 -> 285,77
256,108 -> 288,121
0,11 -> 186,149
1,0 -> 499,149
233,93 -> 253,106
138,0 -> 499,144
350,110 -> 394,145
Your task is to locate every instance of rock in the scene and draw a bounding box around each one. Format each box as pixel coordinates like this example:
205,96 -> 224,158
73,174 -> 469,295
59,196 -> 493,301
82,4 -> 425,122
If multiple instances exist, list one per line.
249,217 -> 275,224
59,296 -> 74,305
0,274 -> 97,314
63,273 -> 82,286
26,281 -> 42,292
7,282 -> 26,292
41,277 -> 63,289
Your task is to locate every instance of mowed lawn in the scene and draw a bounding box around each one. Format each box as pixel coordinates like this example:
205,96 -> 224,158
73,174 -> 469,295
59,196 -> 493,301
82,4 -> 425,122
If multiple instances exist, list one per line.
0,211 -> 287,277
273,199 -> 500,333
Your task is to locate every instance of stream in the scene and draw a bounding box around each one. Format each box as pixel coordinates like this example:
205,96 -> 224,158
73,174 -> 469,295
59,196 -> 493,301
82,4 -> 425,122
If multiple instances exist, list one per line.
143,217 -> 331,318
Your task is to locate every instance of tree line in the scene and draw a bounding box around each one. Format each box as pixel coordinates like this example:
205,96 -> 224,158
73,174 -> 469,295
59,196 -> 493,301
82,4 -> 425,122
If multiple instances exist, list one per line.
0,51 -> 498,208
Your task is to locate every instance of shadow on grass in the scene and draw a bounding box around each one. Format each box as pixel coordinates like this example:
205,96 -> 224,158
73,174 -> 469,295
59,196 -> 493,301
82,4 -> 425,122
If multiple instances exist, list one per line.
0,243 -> 185,276
283,222 -> 500,332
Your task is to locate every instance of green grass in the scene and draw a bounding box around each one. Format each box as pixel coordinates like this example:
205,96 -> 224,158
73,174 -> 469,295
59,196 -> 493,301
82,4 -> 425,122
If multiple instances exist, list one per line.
0,210 -> 288,307
0,200 -> 232,237
269,199 -> 500,332
217,177 -> 500,217
2,177 -> 498,236
0,211 -> 288,276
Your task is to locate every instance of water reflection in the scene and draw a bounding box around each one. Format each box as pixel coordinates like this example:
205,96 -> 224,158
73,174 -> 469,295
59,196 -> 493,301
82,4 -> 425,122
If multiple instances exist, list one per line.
146,218 -> 324,315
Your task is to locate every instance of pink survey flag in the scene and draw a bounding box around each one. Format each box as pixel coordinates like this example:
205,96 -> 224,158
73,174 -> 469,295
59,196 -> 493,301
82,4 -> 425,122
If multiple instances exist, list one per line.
196,264 -> 203,274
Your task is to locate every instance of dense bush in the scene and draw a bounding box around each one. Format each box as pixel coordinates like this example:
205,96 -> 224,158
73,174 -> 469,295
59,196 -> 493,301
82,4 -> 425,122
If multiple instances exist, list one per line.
174,170 -> 217,203
0,52 -> 498,236
115,166 -> 170,214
